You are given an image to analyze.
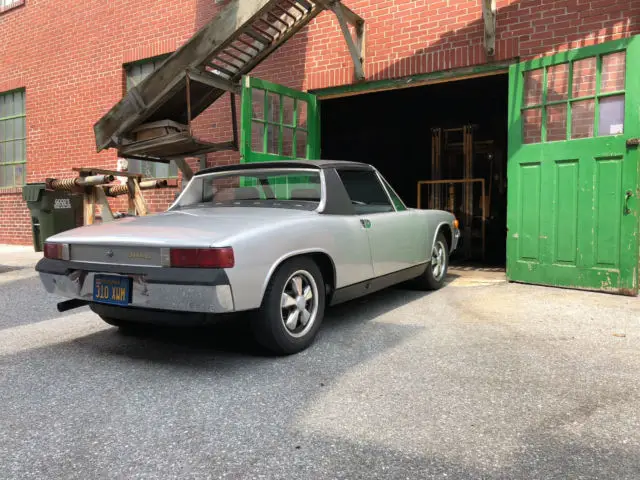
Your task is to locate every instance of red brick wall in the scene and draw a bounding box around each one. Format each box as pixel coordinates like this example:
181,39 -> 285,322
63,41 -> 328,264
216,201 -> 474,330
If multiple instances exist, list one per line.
1,0 -> 638,244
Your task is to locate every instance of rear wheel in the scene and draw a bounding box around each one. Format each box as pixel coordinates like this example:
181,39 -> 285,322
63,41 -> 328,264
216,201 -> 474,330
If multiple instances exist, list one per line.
414,232 -> 449,290
252,257 -> 325,355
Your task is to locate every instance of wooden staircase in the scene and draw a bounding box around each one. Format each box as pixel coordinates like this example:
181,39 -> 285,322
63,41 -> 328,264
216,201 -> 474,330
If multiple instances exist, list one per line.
93,0 -> 364,177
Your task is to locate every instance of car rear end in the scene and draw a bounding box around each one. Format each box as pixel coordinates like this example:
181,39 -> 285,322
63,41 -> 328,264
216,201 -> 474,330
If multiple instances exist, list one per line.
37,240 -> 236,316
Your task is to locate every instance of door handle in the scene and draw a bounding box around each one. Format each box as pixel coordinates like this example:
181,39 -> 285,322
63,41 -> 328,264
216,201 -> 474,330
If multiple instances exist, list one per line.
626,138 -> 640,148
360,219 -> 371,229
624,190 -> 633,215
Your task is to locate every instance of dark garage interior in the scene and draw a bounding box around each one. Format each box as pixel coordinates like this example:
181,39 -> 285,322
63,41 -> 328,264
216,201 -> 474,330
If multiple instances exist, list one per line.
320,73 -> 510,266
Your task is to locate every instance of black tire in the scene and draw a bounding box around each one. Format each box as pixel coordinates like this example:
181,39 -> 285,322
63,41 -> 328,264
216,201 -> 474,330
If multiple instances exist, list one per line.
251,257 -> 326,355
414,232 -> 449,291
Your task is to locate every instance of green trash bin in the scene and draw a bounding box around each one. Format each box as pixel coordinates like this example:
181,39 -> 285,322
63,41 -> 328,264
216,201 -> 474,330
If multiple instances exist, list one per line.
22,183 -> 83,252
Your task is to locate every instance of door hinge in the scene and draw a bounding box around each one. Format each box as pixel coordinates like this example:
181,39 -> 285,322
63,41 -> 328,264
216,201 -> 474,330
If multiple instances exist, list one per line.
626,138 -> 640,148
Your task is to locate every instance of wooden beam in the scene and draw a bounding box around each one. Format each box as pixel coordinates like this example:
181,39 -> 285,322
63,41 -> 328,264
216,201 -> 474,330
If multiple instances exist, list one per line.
94,187 -> 115,222
72,167 -> 143,178
172,158 -> 194,182
126,178 -> 137,215
482,0 -> 496,57
83,187 -> 96,225
316,0 -> 363,26
230,92 -> 239,150
187,69 -> 241,94
356,14 -> 365,67
131,178 -> 149,216
330,2 -> 365,81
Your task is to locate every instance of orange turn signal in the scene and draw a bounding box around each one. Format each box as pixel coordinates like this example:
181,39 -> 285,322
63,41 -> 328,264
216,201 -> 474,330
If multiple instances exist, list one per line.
453,219 -> 459,229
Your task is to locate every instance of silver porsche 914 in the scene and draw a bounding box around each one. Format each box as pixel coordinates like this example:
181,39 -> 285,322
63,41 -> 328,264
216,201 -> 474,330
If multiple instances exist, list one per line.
36,160 -> 460,354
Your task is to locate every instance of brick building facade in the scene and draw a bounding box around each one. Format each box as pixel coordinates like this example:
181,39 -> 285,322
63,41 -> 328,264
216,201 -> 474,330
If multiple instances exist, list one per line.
0,0 -> 638,246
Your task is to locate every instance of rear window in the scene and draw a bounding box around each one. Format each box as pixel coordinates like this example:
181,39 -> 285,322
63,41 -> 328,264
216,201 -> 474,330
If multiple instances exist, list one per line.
173,169 -> 322,210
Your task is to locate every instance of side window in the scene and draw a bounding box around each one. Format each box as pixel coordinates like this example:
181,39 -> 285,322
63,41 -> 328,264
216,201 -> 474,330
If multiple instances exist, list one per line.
337,170 -> 394,214
380,176 -> 407,211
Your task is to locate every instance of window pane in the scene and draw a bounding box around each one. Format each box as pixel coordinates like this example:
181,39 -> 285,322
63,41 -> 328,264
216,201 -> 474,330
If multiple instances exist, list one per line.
598,95 -> 624,136
13,91 -> 24,115
546,63 -> 569,102
0,95 -> 4,118
14,140 -> 25,163
601,51 -> 625,93
129,159 -> 156,178
0,165 -> 10,187
297,100 -> 308,129
5,141 -> 13,163
546,104 -> 567,142
16,117 -> 25,139
140,161 -> 154,178
337,170 -> 394,214
282,127 -> 294,157
266,124 -> 278,154
251,121 -> 265,153
4,93 -> 14,116
14,162 -> 25,186
572,57 -> 596,98
523,108 -> 542,144
524,69 -> 543,106
4,116 -> 13,140
571,99 -> 595,139
154,162 -> 169,179
267,92 -> 280,123
283,96 -> 294,126
295,130 -> 307,158
251,89 -> 265,120
125,56 -> 169,92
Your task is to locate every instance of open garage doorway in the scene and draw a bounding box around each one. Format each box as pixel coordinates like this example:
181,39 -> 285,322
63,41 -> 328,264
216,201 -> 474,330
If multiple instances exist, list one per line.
319,73 -> 509,267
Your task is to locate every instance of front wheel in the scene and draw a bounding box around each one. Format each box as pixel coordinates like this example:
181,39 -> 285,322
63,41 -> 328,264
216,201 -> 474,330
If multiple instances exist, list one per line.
251,257 -> 326,355
414,232 -> 449,291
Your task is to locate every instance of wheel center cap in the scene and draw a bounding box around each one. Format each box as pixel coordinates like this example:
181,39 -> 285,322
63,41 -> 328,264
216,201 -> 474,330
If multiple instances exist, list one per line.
295,296 -> 306,311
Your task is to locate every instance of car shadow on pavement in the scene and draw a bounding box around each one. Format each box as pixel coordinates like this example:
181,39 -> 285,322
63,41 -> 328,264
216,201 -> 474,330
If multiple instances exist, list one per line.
78,282 -> 440,363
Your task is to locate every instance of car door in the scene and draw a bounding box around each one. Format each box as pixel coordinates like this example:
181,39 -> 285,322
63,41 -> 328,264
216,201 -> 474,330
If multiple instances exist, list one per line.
336,168 -> 423,278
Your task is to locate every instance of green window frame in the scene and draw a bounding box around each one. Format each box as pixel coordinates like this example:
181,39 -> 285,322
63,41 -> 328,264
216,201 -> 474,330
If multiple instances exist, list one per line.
241,76 -> 320,163
124,54 -> 178,179
0,89 -> 26,188
520,43 -> 627,144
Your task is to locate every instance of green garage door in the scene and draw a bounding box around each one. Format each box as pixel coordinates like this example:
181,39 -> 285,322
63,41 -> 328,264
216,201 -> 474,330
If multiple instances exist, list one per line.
240,76 -> 320,163
507,36 -> 640,295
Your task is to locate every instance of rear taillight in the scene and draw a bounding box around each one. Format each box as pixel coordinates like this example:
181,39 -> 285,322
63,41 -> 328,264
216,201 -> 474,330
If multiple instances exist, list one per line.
169,247 -> 234,268
43,242 -> 69,260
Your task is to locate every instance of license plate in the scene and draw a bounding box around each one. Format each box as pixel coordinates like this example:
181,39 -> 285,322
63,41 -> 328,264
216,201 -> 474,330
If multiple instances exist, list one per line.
93,275 -> 132,306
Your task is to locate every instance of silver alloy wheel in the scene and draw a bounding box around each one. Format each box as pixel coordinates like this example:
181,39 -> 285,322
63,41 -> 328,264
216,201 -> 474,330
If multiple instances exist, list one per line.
431,240 -> 447,281
280,270 -> 319,338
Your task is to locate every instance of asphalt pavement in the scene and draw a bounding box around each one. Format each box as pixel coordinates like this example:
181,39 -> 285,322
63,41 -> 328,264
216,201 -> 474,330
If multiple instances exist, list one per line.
1,246 -> 640,479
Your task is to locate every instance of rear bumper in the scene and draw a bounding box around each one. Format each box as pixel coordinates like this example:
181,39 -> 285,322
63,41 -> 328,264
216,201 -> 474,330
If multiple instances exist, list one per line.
36,258 -> 235,314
